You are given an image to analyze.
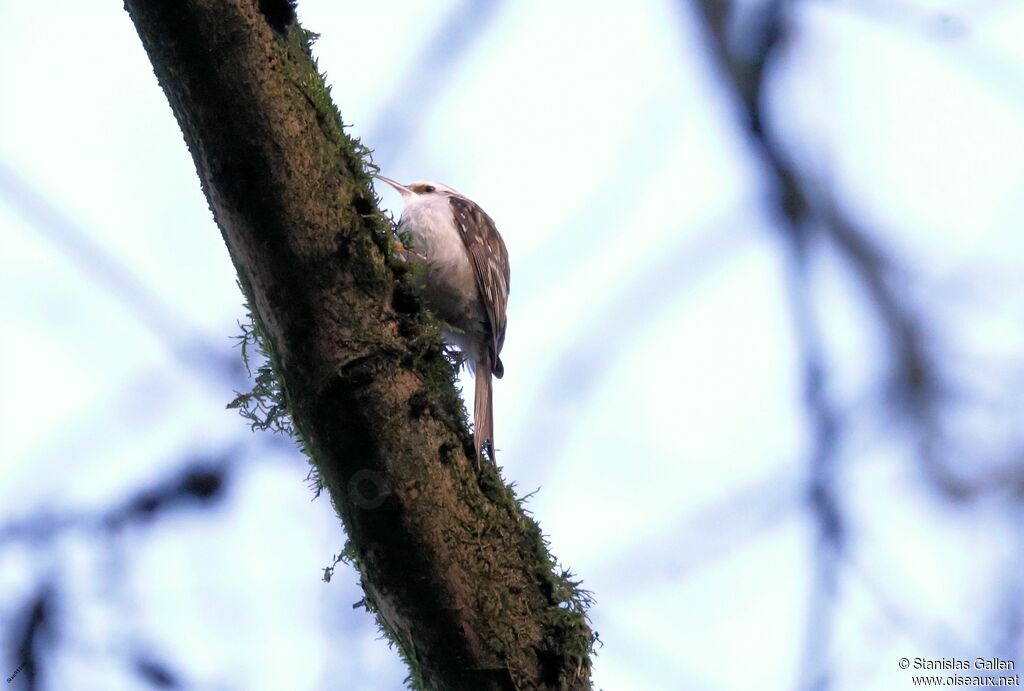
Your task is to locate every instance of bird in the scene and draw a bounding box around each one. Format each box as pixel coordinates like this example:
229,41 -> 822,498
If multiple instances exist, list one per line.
375,175 -> 510,466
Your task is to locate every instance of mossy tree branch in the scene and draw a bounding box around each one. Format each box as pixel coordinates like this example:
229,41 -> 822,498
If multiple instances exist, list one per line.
123,1 -> 595,689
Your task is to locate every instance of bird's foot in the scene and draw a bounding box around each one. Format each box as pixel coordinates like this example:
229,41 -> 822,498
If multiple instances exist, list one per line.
393,239 -> 427,261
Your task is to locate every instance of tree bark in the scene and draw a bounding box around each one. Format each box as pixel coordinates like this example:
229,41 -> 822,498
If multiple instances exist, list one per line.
122,1 -> 594,689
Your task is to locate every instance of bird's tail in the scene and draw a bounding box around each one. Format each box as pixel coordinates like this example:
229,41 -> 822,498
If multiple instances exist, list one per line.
474,354 -> 495,467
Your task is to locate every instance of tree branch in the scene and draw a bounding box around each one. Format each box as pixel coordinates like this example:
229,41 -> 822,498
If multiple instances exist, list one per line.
122,1 -> 594,689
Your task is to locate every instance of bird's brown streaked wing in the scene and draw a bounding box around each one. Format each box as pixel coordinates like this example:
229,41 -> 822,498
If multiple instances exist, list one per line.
448,194 -> 510,370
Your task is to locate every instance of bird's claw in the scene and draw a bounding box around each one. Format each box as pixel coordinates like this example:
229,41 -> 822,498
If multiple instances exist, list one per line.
394,239 -> 427,261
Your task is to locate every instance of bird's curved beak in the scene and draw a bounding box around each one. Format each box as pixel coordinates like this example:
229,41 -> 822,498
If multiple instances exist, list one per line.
375,174 -> 412,198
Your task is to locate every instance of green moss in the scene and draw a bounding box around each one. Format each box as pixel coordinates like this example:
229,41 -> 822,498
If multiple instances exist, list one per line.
226,19 -> 597,687
227,280 -> 320,496
365,592 -> 428,690
287,25 -> 378,178
283,22 -> 394,262
228,307 -> 290,433
229,282 -> 597,685
508,482 -> 600,685
321,539 -> 360,583
225,287 -> 438,685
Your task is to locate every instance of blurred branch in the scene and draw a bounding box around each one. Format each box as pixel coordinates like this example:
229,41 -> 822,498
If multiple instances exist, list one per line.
844,552 -> 983,653
122,1 -> 593,689
8,359 -> 297,494
367,0 -> 503,168
518,209 -> 752,475
0,162 -> 239,381
689,0 -> 975,499
0,452 -> 231,691
516,96 -> 680,288
780,227 -> 843,691
688,0 -> 1024,685
0,454 -> 231,546
132,654 -> 181,690
595,466 -> 800,590
820,203 -> 961,494
689,3 -> 843,689
5,584 -> 52,691
992,491 -> 1024,672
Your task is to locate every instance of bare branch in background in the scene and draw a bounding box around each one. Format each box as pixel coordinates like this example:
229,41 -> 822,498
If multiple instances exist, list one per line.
518,212 -> 751,478
4,584 -> 52,691
0,162 -> 239,381
0,451 -> 232,547
995,495 -> 1024,672
594,467 -> 801,591
688,0 -> 966,494
687,4 -> 845,687
367,0 -> 504,168
689,0 -> 1024,687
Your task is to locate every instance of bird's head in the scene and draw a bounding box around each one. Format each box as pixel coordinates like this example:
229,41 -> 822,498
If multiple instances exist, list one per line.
375,175 -> 457,203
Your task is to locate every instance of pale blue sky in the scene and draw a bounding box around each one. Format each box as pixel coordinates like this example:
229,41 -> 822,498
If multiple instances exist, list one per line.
2,2 -> 1023,689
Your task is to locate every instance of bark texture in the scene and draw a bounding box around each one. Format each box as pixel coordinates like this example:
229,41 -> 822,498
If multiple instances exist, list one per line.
123,1 -> 594,689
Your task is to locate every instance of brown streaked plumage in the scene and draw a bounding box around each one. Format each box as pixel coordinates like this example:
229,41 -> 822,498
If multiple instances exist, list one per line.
375,175 -> 510,466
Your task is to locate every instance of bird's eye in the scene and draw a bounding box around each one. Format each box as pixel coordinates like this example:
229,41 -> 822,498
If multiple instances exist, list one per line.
423,185 -> 436,193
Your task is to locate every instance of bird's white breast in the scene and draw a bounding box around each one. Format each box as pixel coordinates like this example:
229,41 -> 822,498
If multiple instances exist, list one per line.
402,195 -> 469,271
399,194 -> 486,360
